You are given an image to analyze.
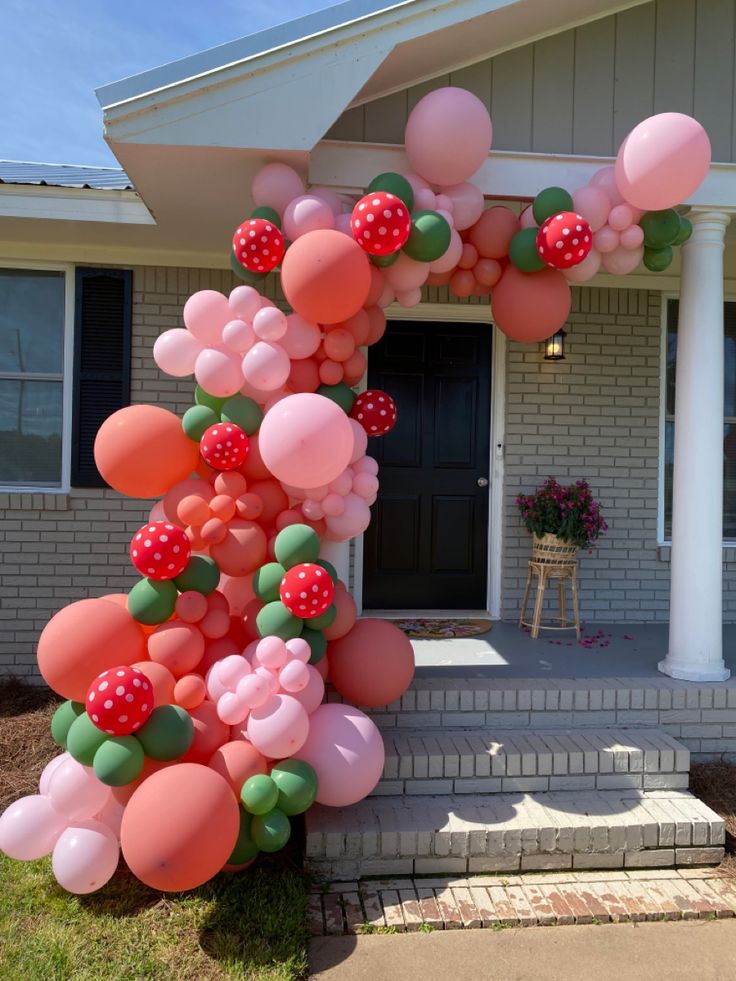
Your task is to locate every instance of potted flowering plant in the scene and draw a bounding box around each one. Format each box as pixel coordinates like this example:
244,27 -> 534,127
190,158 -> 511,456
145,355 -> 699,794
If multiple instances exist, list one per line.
516,477 -> 608,551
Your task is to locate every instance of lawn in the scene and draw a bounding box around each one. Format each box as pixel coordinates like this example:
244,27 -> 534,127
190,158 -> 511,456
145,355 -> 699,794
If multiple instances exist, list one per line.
0,681 -> 310,981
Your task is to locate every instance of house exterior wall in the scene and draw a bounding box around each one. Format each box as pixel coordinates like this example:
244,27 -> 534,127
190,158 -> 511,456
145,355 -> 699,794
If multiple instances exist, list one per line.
327,0 -> 736,163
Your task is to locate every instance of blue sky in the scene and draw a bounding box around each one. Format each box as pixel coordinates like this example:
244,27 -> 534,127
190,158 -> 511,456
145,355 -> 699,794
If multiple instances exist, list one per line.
0,0 -> 334,168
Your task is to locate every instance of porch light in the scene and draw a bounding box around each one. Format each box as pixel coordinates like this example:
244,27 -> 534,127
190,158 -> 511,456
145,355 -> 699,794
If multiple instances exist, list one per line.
543,328 -> 566,361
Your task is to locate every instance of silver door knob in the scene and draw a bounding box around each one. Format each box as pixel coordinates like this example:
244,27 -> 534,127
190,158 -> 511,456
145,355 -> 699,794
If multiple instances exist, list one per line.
477,478 -> 489,487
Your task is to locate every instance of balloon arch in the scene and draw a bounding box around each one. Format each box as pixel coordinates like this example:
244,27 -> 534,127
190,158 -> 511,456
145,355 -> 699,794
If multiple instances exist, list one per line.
0,88 -> 711,894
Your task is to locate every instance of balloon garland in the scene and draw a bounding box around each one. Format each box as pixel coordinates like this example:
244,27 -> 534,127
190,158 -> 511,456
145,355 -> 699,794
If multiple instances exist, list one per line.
0,88 -> 712,895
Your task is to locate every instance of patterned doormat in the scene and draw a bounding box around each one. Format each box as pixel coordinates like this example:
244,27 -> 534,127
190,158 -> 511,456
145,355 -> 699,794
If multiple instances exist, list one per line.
391,618 -> 493,639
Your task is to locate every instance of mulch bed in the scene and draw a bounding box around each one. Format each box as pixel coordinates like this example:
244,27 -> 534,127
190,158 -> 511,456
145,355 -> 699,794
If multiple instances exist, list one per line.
690,761 -> 736,877
0,679 -> 60,810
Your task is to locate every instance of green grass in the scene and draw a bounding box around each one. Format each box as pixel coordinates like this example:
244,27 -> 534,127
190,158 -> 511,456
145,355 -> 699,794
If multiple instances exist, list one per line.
0,852 -> 309,981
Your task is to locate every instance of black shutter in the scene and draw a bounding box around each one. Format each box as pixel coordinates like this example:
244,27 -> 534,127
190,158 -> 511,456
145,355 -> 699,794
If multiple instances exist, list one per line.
71,268 -> 132,487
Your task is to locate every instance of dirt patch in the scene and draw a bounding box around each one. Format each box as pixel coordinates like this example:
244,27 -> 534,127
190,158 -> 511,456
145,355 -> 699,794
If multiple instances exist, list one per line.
690,760 -> 736,876
0,678 -> 60,810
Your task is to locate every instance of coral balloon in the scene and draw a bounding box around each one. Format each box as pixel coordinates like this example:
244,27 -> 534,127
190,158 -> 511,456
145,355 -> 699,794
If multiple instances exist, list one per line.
322,587 -> 357,641
132,660 -> 177,707
468,206 -> 520,259
404,87 -> 492,185
147,621 -> 205,677
174,674 -> 207,710
491,266 -> 571,343
210,519 -> 268,577
208,740 -> 267,794
328,618 -> 415,707
281,229 -> 371,325
181,701 -> 231,764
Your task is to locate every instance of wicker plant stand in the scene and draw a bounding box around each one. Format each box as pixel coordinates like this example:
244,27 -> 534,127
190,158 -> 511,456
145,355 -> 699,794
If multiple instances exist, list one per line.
518,533 -> 581,640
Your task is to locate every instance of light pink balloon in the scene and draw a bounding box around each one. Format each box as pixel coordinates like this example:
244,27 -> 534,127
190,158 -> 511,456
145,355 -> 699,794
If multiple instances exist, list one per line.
283,194 -> 336,241
396,287 -> 423,308
519,206 -> 537,229
302,499 -> 325,520
255,665 -> 281,695
222,319 -> 256,354
210,654 -> 251,696
385,253 -> 430,292
593,225 -> 620,254
601,245 -> 644,275
564,247 -> 602,283
148,500 -> 167,523
39,753 -> 69,796
253,307 -> 287,342
328,470 -> 353,496
235,672 -> 271,710
608,203 -> 635,231
352,471 -> 379,499
334,212 -> 353,235
48,759 -> 110,822
435,209 -> 454,228
195,347 -> 244,398
429,228 -> 463,274
258,393 -> 355,488
297,703 -> 385,806
349,420 -> 368,464
404,173 -> 431,195
0,794 -> 66,859
620,224 -> 645,250
281,314 -> 321,359
414,187 -> 437,211
184,290 -> 232,345
377,283 -> 395,309
242,341 -> 291,392
290,665 -> 325,714
571,186 -> 610,233
309,186 -> 344,214
615,112 -> 711,211
279,659 -> 310,693
440,182 -> 484,230
353,455 -> 379,476
251,162 -> 305,216
322,493 -> 346,517
52,820 -> 119,894
405,87 -> 492,186
590,166 -> 625,207
229,285 -> 264,322
285,637 -> 311,664
154,329 -> 203,377
247,693 -> 310,758
325,492 -> 371,540
95,794 -> 125,839
255,636 -> 289,670
217,690 -> 249,726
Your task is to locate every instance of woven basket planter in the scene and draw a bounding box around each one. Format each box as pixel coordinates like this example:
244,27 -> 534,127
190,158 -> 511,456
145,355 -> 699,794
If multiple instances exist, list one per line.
532,532 -> 578,565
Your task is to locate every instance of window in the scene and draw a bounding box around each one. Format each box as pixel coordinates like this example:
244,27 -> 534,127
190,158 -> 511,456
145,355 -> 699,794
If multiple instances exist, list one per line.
0,268 -> 68,487
663,298 -> 736,541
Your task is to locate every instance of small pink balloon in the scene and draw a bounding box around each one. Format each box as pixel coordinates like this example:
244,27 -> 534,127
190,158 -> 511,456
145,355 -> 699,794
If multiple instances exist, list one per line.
222,319 -> 256,354
564,247 -> 602,283
349,420 -> 368,465
429,228 -> 463,274
385,252 -> 430,292
290,665 -> 325,714
325,492 -> 371,540
322,493 -> 346,517
253,307 -> 287,342
601,245 -> 644,276
590,165 -> 625,207
0,794 -> 66,860
184,290 -> 232,345
593,225 -> 620,254
154,329 -> 203,376
283,194 -> 336,241
39,753 -> 69,796
95,794 -> 126,839
571,185 -> 610,233
48,759 -> 110,822
396,287 -> 423,308
247,693 -> 310,759
435,209 -> 454,227
279,659 -> 310,693
309,186 -> 344,214
285,638 -> 311,664
352,471 -> 379,499
255,636 -> 288,670
404,173 -> 431,195
242,341 -> 291,392
620,224 -> 645,250
519,205 -> 537,229
435,193 -> 453,213
235,672 -> 271,710
217,654 -> 252,690
52,820 -> 119,894
281,314 -> 321,359
328,470 -> 353,496
195,347 -> 244,398
377,282 -> 395,308
335,212 -> 353,235
229,285 -> 264,322
608,203 -> 635,232
217,690 -> 249,726
353,455 -> 379,476
302,499 -> 325,520
148,500 -> 167,523
255,665 -> 281,695
252,162 -> 305,216
440,182 -> 484,230
414,187 -> 437,210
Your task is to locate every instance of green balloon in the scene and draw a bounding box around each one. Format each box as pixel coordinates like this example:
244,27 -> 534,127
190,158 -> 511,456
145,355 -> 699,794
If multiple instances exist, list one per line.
137,704 -> 194,761
270,759 -> 318,816
240,774 -> 279,815
93,736 -> 145,787
220,395 -> 263,435
371,251 -> 399,268
367,172 -> 415,210
643,245 -> 673,272
253,562 -> 287,603
127,578 -> 178,626
403,210 -> 451,263
673,216 -> 693,245
302,626 -> 327,664
51,700 -> 85,748
533,186 -> 574,225
251,807 -> 291,853
315,559 -> 338,584
66,712 -> 109,766
256,601 -> 303,641
310,604 -> 337,631
173,555 -> 220,595
316,382 -> 356,414
195,386 -> 229,414
228,810 -> 260,865
230,250 -> 268,283
640,209 -> 681,249
182,404 -> 219,441
274,524 -> 321,569
509,228 -> 545,273
251,206 -> 281,227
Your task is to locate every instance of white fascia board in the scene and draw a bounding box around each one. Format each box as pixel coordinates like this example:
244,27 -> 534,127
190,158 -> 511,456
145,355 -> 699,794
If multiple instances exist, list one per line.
0,185 -> 155,225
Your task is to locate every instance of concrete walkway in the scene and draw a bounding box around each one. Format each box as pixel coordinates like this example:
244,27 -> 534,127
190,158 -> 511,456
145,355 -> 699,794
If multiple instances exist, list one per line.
310,919 -> 736,980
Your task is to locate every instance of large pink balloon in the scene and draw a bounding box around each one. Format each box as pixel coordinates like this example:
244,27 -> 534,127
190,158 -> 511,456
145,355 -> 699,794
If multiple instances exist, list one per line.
258,393 -> 355,488
491,266 -> 572,343
0,794 -> 66,860
298,703 -> 385,806
615,113 -> 711,211
571,186 -> 610,233
154,329 -> 203,377
183,290 -> 232,345
283,194 -> 335,241
52,820 -> 120,894
251,163 -> 305,216
405,87 -> 492,185
246,693 -> 310,758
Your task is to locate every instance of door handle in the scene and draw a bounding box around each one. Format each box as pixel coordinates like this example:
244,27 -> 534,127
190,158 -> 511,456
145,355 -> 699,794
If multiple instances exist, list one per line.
477,477 -> 489,487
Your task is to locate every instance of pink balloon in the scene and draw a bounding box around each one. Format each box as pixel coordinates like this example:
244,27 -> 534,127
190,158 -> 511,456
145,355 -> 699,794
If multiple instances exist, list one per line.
309,186 -> 344,214
222,319 -> 256,354
519,205 -> 537,229
229,285 -> 264,322
48,759 -> 110,822
435,193 -> 453,213
302,498 -> 324,520
396,287 -> 422,308
404,173 -> 431,195
329,470 -> 353,496
283,194 -> 336,241
255,636 -> 288,670
377,282 -> 395,308
620,224 -> 645,250
281,314 -> 321,359
405,87 -> 492,185
590,165 -> 625,207
322,493 -> 345,517
0,794 -> 66,859
352,471 -> 379,499
285,637 -> 311,663
290,665 -> 325,714
52,820 -> 119,894
235,672 -> 271,710
253,307 -> 287,342
349,420 -> 368,464
334,212 -> 353,235
564,247 -> 602,283
153,329 -> 203,376
184,290 -> 232,345
148,500 -> 167,523
217,691 -> 249,726
247,693 -> 310,758
429,229 -> 463,274
95,795 -> 126,839
325,492 -> 371,540
279,659 -> 310,693
414,187 -> 437,211
601,245 -> 644,275
258,393 -> 355,488
571,186 -> 610,233
242,341 -> 291,392
353,455 -> 379,476
252,162 -> 305,216
608,203 -> 635,232
195,347 -> 244,398
255,665 -> 281,695
39,752 -> 68,796
440,182 -> 484,230
297,703 -> 385,806
615,112 -> 711,211
385,252 -> 430,292
593,225 -> 620,254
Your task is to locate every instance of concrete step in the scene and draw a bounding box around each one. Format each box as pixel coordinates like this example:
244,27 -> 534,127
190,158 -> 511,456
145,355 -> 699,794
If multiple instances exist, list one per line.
305,789 -> 725,880
374,728 -> 690,796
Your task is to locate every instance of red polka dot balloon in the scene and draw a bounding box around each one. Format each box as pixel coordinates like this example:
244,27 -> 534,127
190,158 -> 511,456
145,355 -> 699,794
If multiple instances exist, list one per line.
351,192 -> 411,256
279,563 -> 335,619
86,666 -> 154,736
130,521 -> 191,580
233,218 -> 285,273
200,423 -> 250,471
350,390 -> 398,437
536,212 -> 592,270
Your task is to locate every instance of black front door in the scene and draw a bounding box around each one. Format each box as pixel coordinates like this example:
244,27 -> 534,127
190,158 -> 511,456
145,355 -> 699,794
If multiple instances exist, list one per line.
362,320 -> 492,610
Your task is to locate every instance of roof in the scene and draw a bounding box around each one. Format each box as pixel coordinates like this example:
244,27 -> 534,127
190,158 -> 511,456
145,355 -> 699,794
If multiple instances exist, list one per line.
0,161 -> 132,191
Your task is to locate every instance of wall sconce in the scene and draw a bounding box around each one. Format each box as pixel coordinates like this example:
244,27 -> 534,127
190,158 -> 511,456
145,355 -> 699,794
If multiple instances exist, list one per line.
543,328 -> 566,361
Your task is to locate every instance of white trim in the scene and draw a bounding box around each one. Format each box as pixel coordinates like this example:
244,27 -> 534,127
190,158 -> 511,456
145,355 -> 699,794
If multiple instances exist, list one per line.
0,185 -> 154,225
0,259 -> 75,494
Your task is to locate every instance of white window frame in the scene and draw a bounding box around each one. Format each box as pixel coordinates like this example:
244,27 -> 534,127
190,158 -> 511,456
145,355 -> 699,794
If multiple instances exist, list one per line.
0,260 -> 75,494
658,291 -> 736,545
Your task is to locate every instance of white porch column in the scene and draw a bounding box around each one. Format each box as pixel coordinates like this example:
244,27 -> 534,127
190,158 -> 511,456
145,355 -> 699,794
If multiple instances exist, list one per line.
319,540 -> 351,587
659,211 -> 731,682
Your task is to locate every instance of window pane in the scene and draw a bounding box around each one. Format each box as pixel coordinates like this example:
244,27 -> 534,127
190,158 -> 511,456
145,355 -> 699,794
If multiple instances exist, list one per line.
666,299 -> 678,416
0,380 -> 62,484
0,269 -> 64,374
726,304 -> 736,418
726,422 -> 736,540
664,420 -> 674,538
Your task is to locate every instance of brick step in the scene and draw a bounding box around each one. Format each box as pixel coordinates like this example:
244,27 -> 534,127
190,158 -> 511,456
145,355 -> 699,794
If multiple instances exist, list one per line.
305,789 -> 725,880
374,727 -> 690,796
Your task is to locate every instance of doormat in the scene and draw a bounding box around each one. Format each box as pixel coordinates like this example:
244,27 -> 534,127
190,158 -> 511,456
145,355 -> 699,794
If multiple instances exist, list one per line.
391,618 -> 493,639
